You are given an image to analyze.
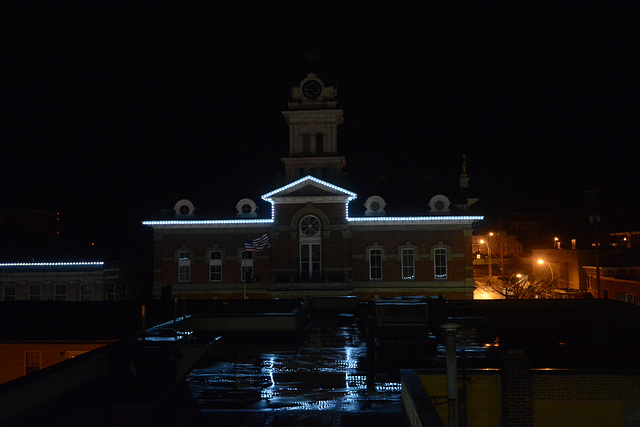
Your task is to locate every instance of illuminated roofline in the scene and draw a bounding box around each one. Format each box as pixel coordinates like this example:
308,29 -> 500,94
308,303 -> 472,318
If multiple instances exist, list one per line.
143,176 -> 482,228
347,216 -> 484,222
142,219 -> 274,226
261,175 -> 357,203
0,262 -> 104,267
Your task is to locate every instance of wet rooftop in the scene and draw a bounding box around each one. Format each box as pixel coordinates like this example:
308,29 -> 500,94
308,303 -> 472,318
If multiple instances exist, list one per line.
4,298 -> 640,425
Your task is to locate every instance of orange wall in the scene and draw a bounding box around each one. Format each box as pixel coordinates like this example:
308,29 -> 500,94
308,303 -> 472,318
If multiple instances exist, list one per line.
0,342 -> 112,384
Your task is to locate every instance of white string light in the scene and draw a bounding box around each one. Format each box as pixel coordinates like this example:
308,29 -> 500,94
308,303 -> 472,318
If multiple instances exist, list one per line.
0,262 -> 104,267
143,176 -> 483,228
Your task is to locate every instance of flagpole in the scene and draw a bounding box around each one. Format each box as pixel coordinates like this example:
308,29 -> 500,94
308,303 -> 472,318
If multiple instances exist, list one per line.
243,233 -> 271,300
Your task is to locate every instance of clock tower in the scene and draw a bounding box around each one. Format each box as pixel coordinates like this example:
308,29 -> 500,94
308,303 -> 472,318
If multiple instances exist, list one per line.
281,73 -> 346,184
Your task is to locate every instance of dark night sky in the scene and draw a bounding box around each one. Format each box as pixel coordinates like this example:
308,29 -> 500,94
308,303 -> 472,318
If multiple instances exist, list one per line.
1,1 -> 639,260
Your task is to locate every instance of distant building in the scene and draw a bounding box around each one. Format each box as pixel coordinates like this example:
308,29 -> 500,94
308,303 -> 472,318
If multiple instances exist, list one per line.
0,262 -> 130,301
531,248 -> 599,293
472,231 -> 523,277
0,302 -> 141,384
143,73 -> 483,301
609,231 -> 640,249
584,263 -> 640,305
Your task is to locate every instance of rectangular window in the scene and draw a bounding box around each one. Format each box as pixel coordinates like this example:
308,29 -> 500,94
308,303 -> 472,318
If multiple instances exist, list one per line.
210,251 -> 222,282
300,244 -> 321,281
29,284 -> 42,301
241,251 -> 253,283
178,251 -> 191,282
369,249 -> 383,280
3,284 -> 16,301
25,351 -> 41,375
434,248 -> 448,279
303,134 -> 311,153
54,284 -> 67,301
402,249 -> 415,280
81,284 -> 93,301
315,133 -> 324,153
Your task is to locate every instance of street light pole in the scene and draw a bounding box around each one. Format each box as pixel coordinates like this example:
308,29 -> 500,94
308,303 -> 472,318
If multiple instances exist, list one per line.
480,238 -> 492,277
537,259 -> 554,281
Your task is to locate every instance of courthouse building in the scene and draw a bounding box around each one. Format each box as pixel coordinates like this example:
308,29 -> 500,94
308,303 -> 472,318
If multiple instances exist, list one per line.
143,73 -> 483,300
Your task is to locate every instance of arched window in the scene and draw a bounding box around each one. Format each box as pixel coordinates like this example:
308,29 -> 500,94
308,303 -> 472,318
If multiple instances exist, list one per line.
209,250 -> 222,282
401,248 -> 415,280
299,215 -> 321,281
178,251 -> 191,282
369,248 -> 383,280
434,248 -> 448,279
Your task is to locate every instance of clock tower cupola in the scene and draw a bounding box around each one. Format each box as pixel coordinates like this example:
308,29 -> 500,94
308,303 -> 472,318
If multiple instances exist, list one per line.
281,73 -> 345,184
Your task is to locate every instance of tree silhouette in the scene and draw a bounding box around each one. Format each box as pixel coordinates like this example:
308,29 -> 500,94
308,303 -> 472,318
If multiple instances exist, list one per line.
476,254 -> 560,299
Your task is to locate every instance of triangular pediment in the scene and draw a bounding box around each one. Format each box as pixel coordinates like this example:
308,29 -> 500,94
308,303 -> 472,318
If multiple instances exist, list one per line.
262,176 -> 357,203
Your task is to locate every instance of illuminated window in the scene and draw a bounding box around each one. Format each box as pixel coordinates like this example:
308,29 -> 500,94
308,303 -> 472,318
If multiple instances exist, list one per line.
54,284 -> 67,301
241,251 -> 253,282
3,284 -> 16,301
434,248 -> 448,279
178,251 -> 191,282
29,284 -> 42,301
402,248 -> 415,280
369,248 -> 383,280
25,351 -> 41,375
209,250 -> 222,282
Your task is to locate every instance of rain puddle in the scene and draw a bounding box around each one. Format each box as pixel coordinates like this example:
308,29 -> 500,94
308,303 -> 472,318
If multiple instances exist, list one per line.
184,313 -> 402,424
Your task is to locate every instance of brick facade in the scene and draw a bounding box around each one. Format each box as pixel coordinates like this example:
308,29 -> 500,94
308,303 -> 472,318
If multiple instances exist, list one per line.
145,177 -> 481,300
0,262 -> 132,302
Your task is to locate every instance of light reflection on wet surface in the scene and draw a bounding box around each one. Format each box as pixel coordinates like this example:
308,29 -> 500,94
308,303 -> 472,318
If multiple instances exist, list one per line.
184,314 -> 402,421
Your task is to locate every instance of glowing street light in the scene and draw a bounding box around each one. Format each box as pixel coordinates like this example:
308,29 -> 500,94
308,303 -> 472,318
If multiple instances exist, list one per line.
480,238 -> 492,277
537,259 -> 554,281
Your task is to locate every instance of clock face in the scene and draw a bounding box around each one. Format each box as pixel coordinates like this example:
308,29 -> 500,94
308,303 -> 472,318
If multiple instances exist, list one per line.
302,80 -> 322,100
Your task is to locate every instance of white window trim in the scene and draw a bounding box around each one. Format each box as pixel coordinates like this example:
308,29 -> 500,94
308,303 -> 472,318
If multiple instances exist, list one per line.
178,250 -> 192,283
368,247 -> 384,280
54,283 -> 67,301
209,250 -> 223,282
401,248 -> 416,280
433,246 -> 449,280
299,215 -> 322,281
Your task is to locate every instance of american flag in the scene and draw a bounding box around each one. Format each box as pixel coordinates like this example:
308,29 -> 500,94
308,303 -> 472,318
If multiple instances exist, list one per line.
244,233 -> 271,252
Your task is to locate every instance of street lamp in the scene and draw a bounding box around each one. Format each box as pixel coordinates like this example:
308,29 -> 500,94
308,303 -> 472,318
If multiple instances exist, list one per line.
537,259 -> 554,281
480,238 -> 492,277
